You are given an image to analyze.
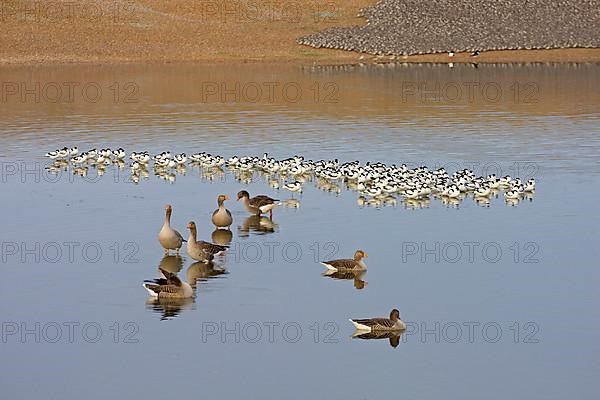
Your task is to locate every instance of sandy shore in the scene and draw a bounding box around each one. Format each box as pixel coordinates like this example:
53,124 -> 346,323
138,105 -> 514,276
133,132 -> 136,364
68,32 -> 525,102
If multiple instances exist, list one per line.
1,0 -> 599,65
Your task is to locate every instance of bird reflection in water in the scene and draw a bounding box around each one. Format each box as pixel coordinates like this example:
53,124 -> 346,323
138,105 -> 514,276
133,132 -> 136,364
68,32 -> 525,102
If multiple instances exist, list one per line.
281,198 -> 301,210
212,229 -> 233,246
158,254 -> 184,274
322,270 -> 367,290
186,261 -> 228,289
200,166 -> 225,182
316,178 -> 341,195
352,330 -> 404,348
404,198 -> 431,210
146,297 -> 194,321
237,215 -> 278,237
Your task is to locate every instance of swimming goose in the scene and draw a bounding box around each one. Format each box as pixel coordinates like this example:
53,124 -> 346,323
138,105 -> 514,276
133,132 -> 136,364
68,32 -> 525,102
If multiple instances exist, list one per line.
349,309 -> 406,332
158,204 -> 185,255
211,194 -> 233,229
186,221 -> 228,263
143,268 -> 194,299
321,250 -> 368,272
236,190 -> 279,218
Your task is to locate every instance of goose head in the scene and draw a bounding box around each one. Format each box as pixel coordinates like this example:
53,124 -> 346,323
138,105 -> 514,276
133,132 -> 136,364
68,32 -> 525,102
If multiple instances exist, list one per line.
390,309 -> 401,321
217,194 -> 230,205
354,250 -> 368,261
237,190 -> 250,201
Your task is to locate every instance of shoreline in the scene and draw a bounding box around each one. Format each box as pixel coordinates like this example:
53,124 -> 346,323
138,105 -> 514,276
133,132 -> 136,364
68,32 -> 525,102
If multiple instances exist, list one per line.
3,48 -> 600,66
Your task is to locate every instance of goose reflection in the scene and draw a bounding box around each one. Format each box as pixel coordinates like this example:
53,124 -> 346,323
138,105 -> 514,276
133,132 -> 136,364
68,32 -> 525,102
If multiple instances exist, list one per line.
237,215 -> 278,237
146,297 -> 194,321
351,330 -> 404,348
211,228 -> 233,246
186,261 -> 228,289
158,254 -> 184,274
322,270 -> 367,290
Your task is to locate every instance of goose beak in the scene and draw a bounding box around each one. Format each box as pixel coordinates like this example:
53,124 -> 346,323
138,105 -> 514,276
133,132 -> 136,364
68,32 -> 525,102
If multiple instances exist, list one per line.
364,252 -> 368,258
224,195 -> 230,201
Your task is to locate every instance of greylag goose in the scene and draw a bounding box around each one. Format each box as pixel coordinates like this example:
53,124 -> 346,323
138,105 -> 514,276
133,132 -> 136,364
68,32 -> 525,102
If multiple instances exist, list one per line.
158,205 -> 185,255
321,250 -> 368,272
236,190 -> 279,218
143,268 -> 194,299
186,221 -> 228,263
349,309 -> 407,332
211,194 -> 233,229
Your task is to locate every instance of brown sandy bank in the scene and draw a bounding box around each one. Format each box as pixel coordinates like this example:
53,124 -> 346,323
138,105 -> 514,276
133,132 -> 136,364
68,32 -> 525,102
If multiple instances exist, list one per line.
1,0 -> 599,65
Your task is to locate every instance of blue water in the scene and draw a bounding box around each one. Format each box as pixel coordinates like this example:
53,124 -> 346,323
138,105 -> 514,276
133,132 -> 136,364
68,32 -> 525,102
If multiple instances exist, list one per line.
0,63 -> 599,399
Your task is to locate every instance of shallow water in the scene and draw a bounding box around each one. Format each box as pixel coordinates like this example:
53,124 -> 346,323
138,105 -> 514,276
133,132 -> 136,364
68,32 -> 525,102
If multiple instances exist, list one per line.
1,63 -> 599,400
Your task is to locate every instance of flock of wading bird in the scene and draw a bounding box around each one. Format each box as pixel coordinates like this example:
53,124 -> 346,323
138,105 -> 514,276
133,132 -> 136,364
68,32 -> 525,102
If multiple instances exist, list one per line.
45,147 -> 537,209
46,146 -> 538,338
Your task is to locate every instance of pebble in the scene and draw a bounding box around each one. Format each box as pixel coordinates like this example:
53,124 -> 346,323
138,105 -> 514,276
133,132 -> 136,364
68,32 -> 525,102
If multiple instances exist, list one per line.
298,0 -> 600,56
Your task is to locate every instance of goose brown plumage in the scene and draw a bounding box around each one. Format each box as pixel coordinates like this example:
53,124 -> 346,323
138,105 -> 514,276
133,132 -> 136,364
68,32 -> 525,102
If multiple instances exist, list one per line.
211,194 -> 233,229
158,205 -> 185,255
321,250 -> 368,272
186,221 -> 228,263
349,309 -> 406,332
143,268 -> 194,299
236,190 -> 279,218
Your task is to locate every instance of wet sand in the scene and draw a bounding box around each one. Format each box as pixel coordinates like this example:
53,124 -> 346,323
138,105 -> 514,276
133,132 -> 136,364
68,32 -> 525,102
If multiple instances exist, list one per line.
0,0 -> 599,64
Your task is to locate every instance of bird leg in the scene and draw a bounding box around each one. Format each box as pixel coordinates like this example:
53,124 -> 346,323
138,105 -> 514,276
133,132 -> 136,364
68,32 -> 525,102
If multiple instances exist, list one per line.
269,210 -> 273,219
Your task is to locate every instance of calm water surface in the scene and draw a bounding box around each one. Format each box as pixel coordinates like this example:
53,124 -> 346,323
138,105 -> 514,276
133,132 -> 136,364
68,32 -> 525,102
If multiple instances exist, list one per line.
1,63 -> 599,399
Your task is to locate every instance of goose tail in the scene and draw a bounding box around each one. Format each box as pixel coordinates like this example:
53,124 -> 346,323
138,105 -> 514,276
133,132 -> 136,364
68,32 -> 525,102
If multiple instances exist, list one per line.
320,262 -> 337,272
349,319 -> 372,332
142,282 -> 159,297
